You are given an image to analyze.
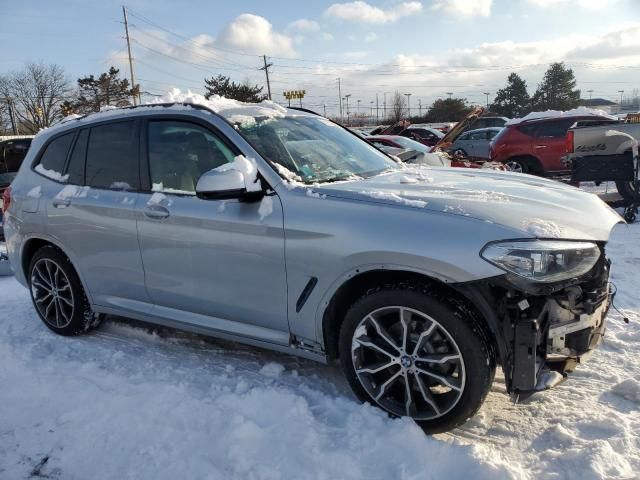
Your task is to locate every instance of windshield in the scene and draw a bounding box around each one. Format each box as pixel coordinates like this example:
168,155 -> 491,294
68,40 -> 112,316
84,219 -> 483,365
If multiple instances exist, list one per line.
391,137 -> 432,154
237,116 -> 398,184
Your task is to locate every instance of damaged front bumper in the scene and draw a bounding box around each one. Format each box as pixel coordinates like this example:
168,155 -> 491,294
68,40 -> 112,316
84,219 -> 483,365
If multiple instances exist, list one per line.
458,250 -> 613,397
508,256 -> 612,396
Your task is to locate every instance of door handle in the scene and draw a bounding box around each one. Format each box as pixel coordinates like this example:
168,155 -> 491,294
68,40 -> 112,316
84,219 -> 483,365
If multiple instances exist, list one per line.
143,204 -> 170,219
52,199 -> 71,208
535,145 -> 548,149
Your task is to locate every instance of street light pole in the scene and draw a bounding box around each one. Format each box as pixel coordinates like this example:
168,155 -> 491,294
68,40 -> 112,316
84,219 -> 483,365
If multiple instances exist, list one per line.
345,94 -> 351,126
337,78 -> 343,123
446,92 -> 453,99
404,93 -> 412,118
483,92 -> 491,108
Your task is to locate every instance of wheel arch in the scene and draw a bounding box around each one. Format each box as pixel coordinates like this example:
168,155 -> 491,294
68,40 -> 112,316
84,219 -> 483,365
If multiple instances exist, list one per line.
504,155 -> 543,174
20,235 -> 94,304
321,268 -> 501,364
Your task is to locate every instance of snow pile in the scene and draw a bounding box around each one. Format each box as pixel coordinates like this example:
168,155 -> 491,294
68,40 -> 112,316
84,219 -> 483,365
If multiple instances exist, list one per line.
522,218 -> 563,238
26,186 -> 41,198
215,154 -> 262,192
361,190 -> 427,208
506,107 -> 616,125
611,377 -> 640,404
35,163 -> 69,183
155,88 -> 288,123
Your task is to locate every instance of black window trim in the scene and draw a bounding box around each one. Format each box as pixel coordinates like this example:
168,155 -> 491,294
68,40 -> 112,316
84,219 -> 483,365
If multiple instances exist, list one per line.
63,127 -> 89,186
141,115 -> 243,197
84,118 -> 143,193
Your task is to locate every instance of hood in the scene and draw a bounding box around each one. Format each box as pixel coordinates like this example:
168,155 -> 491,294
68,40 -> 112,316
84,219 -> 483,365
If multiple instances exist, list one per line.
433,106 -> 485,151
313,168 -> 622,242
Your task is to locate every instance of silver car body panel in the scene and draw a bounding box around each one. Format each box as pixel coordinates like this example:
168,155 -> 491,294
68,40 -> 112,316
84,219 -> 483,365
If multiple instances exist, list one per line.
4,105 -> 622,361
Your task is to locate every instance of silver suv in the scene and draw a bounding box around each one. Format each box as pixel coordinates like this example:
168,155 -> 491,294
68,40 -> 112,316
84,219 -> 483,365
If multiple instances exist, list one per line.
3,100 -> 621,433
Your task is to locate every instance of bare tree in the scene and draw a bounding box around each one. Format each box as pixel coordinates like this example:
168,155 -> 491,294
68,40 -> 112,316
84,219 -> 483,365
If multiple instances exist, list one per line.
2,62 -> 70,134
390,91 -> 406,123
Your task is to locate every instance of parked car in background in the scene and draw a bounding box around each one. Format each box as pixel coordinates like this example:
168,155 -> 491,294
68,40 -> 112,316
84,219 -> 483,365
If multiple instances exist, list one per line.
368,135 -> 450,167
400,126 -> 444,147
450,127 -> 502,159
490,112 -> 614,175
1,136 -> 33,193
4,99 -> 621,434
1,136 -> 33,244
466,116 -> 508,132
566,118 -> 640,203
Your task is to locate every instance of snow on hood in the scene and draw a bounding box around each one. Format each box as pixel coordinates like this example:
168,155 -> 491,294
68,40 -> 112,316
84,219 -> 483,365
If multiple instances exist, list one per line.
312,167 -> 622,242
506,107 -> 616,125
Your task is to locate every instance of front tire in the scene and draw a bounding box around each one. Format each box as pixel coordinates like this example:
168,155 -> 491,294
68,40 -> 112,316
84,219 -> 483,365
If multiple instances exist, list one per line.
29,246 -> 103,336
339,284 -> 495,433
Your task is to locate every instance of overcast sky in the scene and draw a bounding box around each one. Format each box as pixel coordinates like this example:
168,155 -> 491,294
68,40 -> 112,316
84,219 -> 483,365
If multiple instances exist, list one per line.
2,0 -> 639,116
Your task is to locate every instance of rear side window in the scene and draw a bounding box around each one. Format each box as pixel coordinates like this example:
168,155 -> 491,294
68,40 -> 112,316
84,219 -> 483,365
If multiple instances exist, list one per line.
66,129 -> 88,186
86,121 -> 139,190
535,120 -> 574,138
517,124 -> 538,137
38,133 -> 75,176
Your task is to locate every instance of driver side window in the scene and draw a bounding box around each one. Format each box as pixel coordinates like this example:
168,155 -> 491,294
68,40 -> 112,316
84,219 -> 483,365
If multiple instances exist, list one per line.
147,120 -> 236,194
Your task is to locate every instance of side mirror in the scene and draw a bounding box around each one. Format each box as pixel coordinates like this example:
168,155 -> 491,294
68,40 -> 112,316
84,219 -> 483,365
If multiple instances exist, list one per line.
195,169 -> 263,201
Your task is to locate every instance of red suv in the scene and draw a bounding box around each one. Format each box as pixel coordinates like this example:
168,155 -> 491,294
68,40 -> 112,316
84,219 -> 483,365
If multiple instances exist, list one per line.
490,115 -> 610,175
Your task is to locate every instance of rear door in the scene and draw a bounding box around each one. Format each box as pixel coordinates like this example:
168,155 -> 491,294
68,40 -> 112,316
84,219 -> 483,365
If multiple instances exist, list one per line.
44,120 -> 148,310
531,119 -> 575,171
136,117 -> 289,344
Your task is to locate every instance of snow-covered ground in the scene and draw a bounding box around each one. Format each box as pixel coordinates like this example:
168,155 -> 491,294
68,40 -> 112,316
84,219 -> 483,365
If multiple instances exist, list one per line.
1,224 -> 639,479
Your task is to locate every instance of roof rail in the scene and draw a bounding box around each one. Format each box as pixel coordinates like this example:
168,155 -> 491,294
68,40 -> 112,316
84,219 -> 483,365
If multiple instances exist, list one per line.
288,106 -> 322,116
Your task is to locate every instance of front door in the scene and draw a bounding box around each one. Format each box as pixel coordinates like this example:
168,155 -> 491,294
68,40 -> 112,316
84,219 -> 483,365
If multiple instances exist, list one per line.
136,118 -> 289,344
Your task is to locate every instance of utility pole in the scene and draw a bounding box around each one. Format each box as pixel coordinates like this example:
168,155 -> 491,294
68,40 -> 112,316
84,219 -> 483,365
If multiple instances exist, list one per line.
323,103 -> 326,117
370,100 -> 374,117
122,6 -> 139,106
383,92 -> 390,121
483,92 -> 491,109
376,93 -> 379,123
260,55 -> 273,100
404,93 -> 411,118
357,99 -> 361,114
418,98 -> 422,117
618,90 -> 625,106
337,78 -> 343,123
587,89 -> 594,100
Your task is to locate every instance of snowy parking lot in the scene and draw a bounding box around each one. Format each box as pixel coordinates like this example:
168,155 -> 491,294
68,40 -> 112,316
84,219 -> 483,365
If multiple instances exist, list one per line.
0,221 -> 638,480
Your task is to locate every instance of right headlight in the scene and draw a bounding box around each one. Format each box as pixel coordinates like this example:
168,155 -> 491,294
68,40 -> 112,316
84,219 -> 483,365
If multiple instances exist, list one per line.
481,240 -> 600,283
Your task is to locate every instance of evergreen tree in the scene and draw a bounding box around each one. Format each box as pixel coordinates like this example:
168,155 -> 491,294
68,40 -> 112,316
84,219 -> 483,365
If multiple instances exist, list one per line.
64,67 -> 138,115
204,75 -> 267,103
424,98 -> 472,122
490,73 -> 531,118
531,62 -> 580,111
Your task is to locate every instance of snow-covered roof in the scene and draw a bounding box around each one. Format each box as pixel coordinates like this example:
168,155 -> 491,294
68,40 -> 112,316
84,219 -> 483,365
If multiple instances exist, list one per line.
37,88 -> 291,138
506,107 -> 617,125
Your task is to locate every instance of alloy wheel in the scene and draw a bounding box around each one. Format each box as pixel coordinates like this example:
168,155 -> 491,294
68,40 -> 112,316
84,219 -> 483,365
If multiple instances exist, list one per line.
351,306 -> 466,420
31,258 -> 75,329
506,161 -> 524,173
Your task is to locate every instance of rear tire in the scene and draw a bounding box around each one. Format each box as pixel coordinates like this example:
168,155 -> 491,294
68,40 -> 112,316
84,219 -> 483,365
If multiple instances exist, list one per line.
28,246 -> 103,336
338,284 -> 495,434
616,180 -> 639,204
